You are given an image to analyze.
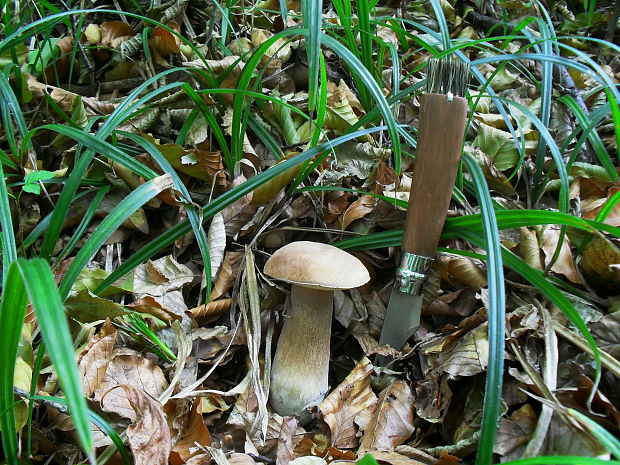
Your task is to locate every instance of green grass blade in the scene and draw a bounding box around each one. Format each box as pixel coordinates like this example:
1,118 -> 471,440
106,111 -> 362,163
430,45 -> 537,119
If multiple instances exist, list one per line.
463,154 -> 505,465
59,174 -> 174,300
595,190 -> 620,224
566,408 -> 620,459
558,96 -> 615,180
15,259 -> 95,464
0,263 -> 29,464
430,0 -> 451,51
0,157 -> 17,284
303,0 -> 322,112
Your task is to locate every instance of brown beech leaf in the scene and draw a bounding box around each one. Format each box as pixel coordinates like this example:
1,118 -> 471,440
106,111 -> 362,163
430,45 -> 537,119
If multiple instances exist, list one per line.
421,313 -> 490,377
519,227 -> 543,270
275,416 -> 298,465
358,381 -> 415,452
100,21 -> 136,47
126,295 -> 183,322
414,371 -> 452,423
339,195 -> 377,230
77,320 -> 117,397
169,398 -> 211,464
583,186 -> 620,226
96,350 -> 168,420
210,251 -> 244,300
319,357 -> 377,449
494,404 -> 537,456
115,385 -> 171,465
446,256 -> 487,290
150,25 -> 180,56
188,298 -> 233,325
541,226 -> 581,283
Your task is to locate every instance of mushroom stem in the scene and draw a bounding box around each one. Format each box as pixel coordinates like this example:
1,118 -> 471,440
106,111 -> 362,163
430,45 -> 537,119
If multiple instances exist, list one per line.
270,285 -> 333,416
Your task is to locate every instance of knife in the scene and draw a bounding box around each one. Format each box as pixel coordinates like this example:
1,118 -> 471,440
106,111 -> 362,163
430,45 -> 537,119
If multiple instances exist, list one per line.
378,59 -> 470,363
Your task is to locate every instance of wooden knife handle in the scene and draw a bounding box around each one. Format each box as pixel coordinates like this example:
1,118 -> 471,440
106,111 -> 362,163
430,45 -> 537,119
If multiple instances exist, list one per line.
402,93 -> 468,257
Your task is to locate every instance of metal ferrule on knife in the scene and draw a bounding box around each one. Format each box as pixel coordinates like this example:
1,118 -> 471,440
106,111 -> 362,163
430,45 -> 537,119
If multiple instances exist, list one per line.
396,253 -> 433,295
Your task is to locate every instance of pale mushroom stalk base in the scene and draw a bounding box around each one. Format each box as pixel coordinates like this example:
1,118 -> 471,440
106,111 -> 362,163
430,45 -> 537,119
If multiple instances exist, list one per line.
270,285 -> 333,416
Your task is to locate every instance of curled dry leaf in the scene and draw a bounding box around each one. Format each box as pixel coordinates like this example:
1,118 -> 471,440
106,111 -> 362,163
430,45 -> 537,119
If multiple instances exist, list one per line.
541,226 -> 581,284
77,320 -> 117,398
126,295 -> 184,322
519,227 -> 543,270
340,195 -> 377,230
228,453 -> 258,464
493,404 -> 537,457
357,381 -> 415,452
222,175 -> 259,237
133,255 -> 195,296
209,213 -> 227,279
319,357 -> 377,449
169,398 -> 212,464
188,298 -> 233,325
114,385 -> 171,465
446,256 -> 487,290
211,250 -> 244,300
414,371 -> 452,424
99,21 -> 136,47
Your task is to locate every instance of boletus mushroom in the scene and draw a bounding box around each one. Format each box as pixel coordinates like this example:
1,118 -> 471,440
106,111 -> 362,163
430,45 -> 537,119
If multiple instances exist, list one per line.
264,241 -> 370,416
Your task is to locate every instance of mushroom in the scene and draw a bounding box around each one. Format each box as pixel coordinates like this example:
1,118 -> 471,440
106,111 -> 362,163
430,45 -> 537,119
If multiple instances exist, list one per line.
264,241 -> 370,416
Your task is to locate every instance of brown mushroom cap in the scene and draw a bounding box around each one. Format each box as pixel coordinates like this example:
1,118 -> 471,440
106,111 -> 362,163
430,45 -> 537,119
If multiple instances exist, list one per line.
264,241 -> 370,290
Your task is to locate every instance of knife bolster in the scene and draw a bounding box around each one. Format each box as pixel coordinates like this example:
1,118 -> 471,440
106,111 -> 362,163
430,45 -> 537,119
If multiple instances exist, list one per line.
396,252 -> 434,294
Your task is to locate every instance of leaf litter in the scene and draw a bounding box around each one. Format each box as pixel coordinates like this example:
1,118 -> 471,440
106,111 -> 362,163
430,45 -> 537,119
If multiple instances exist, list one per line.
8,0 -> 620,464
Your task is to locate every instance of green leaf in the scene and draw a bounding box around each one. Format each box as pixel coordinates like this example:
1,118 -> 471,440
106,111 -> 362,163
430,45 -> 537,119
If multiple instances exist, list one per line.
22,170 -> 55,194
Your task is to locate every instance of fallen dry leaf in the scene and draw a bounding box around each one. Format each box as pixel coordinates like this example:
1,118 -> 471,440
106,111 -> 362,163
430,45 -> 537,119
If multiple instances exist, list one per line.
519,227 -> 543,270
319,357 -> 377,449
169,398 -> 212,464
446,256 -> 487,290
115,385 -> 171,465
96,350 -> 168,420
210,251 -> 244,300
77,319 -> 117,397
340,195 -> 377,230
275,416 -> 298,465
541,226 -> 581,283
357,381 -> 415,452
188,298 -> 233,325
